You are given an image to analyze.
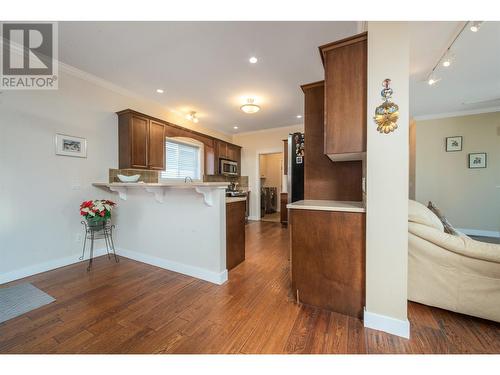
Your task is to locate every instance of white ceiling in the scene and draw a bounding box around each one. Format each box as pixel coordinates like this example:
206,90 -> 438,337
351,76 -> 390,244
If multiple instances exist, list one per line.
410,21 -> 500,118
59,21 -> 358,134
58,21 -> 500,134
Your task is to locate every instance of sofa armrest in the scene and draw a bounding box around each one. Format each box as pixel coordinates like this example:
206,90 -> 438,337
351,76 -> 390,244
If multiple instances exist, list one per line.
409,222 -> 500,263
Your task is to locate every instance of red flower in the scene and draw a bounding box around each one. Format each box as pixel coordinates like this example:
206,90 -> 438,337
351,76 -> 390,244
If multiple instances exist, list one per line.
100,211 -> 105,217
80,210 -> 87,216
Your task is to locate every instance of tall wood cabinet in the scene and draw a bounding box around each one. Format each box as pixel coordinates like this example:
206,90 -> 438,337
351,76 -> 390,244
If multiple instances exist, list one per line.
118,111 -> 165,170
319,32 -> 367,161
301,81 -> 362,201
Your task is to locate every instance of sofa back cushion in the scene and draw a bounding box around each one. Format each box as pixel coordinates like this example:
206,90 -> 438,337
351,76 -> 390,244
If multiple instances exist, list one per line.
409,199 -> 444,232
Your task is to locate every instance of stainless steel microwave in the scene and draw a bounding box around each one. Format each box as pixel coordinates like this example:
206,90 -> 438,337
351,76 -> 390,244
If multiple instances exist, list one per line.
219,158 -> 238,176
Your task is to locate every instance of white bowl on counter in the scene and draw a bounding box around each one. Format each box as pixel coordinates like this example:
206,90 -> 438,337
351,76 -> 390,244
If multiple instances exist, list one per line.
117,174 -> 141,182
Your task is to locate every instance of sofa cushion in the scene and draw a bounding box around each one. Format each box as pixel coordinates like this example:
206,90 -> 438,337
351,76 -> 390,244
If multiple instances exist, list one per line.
427,201 -> 459,235
409,199 -> 444,232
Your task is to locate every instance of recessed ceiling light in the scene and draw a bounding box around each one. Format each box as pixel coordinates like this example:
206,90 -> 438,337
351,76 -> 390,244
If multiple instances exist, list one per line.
156,89 -> 164,94
249,56 -> 258,64
233,126 -> 239,129
428,78 -> 438,86
296,115 -> 303,119
442,60 -> 451,67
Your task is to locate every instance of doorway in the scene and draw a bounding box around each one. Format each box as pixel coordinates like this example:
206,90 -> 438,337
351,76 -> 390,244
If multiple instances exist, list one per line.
258,152 -> 284,223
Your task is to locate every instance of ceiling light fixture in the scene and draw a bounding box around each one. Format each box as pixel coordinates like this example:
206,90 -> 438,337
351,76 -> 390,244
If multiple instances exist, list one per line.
186,111 -> 199,123
233,126 -> 239,129
469,21 -> 483,32
240,98 -> 260,114
156,89 -> 164,94
427,77 -> 439,86
296,115 -> 302,119
249,56 -> 258,64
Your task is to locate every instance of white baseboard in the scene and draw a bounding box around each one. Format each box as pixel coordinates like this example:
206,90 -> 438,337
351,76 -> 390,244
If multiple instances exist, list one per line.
364,308 -> 410,339
0,248 -> 107,285
117,248 -> 228,285
248,215 -> 260,221
457,228 -> 500,238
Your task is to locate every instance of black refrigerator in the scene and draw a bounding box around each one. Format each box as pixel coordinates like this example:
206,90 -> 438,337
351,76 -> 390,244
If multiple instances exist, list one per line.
287,132 -> 304,203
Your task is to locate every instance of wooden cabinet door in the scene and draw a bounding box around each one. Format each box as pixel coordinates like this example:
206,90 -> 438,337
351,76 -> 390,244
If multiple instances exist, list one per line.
226,200 -> 246,270
204,143 -> 215,175
148,120 -> 165,170
280,193 -> 288,224
324,38 -> 367,155
227,144 -> 238,161
130,115 -> 149,169
216,141 -> 228,160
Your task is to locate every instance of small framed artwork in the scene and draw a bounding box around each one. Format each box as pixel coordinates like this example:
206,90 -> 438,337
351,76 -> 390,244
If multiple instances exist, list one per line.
446,136 -> 462,152
468,153 -> 487,169
55,134 -> 87,158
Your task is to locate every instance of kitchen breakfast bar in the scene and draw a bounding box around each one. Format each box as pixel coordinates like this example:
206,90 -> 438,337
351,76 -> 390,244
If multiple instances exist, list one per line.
93,182 -> 231,284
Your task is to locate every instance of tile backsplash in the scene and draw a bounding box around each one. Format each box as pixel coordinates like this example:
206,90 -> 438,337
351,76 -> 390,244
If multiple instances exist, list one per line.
109,168 -> 159,183
204,174 -> 248,188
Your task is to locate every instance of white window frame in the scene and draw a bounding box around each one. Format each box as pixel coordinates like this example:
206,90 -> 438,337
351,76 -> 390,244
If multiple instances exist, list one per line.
160,136 -> 204,182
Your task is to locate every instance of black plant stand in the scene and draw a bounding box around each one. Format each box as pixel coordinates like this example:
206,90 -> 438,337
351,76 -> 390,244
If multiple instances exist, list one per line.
79,220 -> 119,271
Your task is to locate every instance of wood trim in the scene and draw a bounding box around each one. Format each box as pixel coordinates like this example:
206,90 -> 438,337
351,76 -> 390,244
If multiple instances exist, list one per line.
318,32 -> 367,65
116,109 -> 241,149
300,80 -> 325,93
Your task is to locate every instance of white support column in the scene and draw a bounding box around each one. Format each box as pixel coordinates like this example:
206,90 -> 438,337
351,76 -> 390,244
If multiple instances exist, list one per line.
365,22 -> 410,338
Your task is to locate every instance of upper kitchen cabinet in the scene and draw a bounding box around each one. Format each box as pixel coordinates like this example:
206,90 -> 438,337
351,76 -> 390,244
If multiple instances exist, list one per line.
117,110 -> 165,170
319,32 -> 367,161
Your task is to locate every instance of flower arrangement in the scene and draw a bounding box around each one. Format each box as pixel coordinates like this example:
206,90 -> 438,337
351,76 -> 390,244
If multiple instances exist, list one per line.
80,200 -> 116,223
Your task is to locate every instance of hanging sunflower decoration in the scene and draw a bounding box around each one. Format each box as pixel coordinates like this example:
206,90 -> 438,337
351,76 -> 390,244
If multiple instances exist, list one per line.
374,79 -> 399,134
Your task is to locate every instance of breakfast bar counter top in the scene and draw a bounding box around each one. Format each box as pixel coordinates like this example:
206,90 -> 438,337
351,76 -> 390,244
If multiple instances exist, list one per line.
93,182 -> 229,188
287,200 -> 365,213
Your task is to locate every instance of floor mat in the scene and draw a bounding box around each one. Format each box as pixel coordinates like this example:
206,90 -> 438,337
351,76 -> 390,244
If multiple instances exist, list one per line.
0,283 -> 55,323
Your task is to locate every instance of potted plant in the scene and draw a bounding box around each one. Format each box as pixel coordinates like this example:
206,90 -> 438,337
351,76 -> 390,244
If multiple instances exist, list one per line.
80,199 -> 116,230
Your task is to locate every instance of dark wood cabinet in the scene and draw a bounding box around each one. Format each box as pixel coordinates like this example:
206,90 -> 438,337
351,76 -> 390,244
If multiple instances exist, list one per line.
148,120 -> 166,170
290,209 -> 365,318
320,32 -> 367,159
117,109 -> 241,175
118,111 -> 165,170
280,192 -> 288,225
226,200 -> 246,270
301,81 -> 362,201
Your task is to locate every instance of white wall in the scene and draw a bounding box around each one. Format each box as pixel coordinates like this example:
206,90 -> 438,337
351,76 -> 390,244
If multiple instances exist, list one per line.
365,22 -> 410,338
233,124 -> 303,219
415,112 -> 500,235
0,65 -> 231,283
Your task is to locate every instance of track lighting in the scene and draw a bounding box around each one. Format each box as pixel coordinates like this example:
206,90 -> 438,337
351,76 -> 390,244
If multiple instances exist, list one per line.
469,21 -> 483,32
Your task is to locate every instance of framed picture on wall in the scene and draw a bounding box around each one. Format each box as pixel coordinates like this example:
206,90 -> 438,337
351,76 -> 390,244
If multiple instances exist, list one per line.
468,153 -> 487,169
446,136 -> 462,152
55,134 -> 87,158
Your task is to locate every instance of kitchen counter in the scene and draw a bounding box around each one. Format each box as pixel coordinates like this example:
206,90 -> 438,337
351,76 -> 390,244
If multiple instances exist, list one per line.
93,182 -> 228,206
226,197 -> 247,204
287,200 -> 365,213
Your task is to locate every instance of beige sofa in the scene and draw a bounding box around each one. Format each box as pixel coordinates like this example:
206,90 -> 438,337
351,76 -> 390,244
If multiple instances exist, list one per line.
408,200 -> 500,323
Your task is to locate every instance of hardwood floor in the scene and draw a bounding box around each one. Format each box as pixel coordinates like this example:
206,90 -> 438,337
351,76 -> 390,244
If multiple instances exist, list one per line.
1,221 -> 499,354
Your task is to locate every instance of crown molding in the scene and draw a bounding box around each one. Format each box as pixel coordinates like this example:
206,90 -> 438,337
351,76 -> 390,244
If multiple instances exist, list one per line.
232,123 -> 304,137
413,106 -> 500,121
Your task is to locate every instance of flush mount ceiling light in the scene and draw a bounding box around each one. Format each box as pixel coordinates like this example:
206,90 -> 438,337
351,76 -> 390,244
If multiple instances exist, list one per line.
296,115 -> 303,119
249,56 -> 258,64
186,111 -> 199,123
233,126 -> 239,129
240,98 -> 260,114
469,21 -> 483,32
156,89 -> 164,94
